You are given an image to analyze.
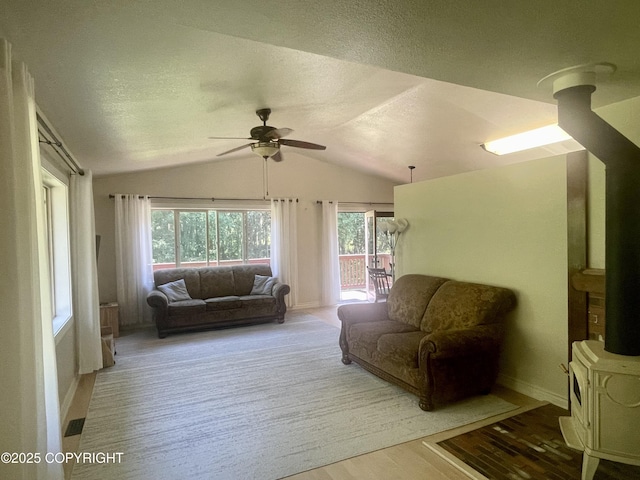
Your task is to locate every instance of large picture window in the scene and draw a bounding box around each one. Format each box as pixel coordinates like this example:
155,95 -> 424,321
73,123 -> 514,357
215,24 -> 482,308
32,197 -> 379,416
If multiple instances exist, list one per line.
151,208 -> 270,270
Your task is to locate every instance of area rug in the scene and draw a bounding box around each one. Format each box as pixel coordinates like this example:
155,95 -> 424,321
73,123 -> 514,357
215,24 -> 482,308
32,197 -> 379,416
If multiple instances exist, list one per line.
71,312 -> 517,480
423,403 -> 640,480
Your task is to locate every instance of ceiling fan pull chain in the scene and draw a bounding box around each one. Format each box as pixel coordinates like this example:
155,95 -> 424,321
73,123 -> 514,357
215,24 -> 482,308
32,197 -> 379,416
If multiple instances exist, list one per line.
263,157 -> 269,198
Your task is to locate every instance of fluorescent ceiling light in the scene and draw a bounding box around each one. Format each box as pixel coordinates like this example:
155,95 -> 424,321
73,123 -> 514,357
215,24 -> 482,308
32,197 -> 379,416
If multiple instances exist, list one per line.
481,124 -> 573,155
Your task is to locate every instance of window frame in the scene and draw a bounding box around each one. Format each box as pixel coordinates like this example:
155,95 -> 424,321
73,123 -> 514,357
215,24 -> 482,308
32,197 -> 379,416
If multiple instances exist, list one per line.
41,168 -> 72,338
151,206 -> 271,269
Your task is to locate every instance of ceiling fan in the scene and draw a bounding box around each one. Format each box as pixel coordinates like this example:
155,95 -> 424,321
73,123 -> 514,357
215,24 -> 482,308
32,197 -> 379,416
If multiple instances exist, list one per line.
209,108 -> 326,162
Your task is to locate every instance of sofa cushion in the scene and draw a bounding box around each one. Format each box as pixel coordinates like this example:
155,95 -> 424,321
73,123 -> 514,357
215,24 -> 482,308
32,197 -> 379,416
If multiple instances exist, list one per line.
157,279 -> 192,302
205,296 -> 242,311
239,294 -> 276,307
377,331 -> 428,368
200,267 -> 236,299
387,274 -> 449,329
348,320 -> 418,347
421,280 -> 516,332
167,299 -> 206,316
250,275 -> 276,295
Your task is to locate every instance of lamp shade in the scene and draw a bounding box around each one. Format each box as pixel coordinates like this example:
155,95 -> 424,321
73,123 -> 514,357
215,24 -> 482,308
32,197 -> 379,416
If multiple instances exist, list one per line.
395,218 -> 409,233
378,221 -> 389,233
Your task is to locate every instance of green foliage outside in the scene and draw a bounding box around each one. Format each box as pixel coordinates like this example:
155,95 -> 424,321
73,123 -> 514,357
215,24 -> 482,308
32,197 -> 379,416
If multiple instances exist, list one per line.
151,210 -> 175,264
152,209 -> 378,267
337,212 -> 365,255
338,212 -> 391,255
151,209 -> 271,265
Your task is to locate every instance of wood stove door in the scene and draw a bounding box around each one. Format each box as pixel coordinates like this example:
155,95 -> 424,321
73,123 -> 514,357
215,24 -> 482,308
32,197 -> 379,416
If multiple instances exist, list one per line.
569,359 -> 589,440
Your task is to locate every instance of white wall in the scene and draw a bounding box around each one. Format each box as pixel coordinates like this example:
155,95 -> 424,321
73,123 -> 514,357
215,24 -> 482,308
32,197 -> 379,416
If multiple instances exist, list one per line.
93,153 -> 397,308
395,156 -> 569,406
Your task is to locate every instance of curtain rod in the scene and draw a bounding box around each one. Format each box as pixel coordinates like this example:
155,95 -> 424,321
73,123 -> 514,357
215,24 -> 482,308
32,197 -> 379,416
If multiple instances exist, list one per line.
37,112 -> 85,176
315,201 -> 394,205
109,194 -> 298,202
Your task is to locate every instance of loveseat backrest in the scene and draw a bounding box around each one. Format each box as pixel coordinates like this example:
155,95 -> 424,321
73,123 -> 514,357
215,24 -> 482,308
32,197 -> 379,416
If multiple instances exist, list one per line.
154,264 -> 274,299
387,274 -> 449,328
421,280 -> 516,333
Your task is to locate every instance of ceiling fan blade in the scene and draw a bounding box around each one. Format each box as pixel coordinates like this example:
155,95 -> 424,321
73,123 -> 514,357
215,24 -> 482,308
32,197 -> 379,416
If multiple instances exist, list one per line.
271,150 -> 283,162
279,138 -> 326,150
209,136 -> 252,140
216,143 -> 253,157
265,128 -> 293,140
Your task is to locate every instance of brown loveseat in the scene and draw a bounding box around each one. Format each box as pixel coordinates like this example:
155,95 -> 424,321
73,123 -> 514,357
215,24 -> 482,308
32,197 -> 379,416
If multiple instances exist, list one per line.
147,264 -> 290,338
338,274 -> 516,410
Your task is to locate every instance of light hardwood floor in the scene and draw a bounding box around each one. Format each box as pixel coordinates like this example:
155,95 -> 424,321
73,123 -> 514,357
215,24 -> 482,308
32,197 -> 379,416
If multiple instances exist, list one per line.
61,306 -> 541,480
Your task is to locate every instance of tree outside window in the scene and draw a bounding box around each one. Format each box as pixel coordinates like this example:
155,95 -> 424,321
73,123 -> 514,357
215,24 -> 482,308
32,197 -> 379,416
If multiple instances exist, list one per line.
151,208 -> 270,269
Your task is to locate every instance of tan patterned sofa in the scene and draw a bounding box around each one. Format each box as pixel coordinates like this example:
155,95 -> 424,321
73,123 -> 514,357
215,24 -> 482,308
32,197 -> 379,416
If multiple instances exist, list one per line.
147,264 -> 290,338
338,274 -> 516,410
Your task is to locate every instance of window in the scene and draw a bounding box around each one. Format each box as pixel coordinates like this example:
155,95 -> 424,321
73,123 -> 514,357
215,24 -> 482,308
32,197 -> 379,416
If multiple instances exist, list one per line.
41,169 -> 72,336
151,208 -> 271,270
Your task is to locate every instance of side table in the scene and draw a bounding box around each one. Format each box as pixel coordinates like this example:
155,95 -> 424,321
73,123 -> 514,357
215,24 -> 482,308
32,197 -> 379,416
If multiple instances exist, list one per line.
99,302 -> 119,337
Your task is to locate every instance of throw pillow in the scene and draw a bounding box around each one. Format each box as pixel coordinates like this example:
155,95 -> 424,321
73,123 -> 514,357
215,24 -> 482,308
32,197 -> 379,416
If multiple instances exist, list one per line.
250,275 -> 276,295
157,278 -> 192,302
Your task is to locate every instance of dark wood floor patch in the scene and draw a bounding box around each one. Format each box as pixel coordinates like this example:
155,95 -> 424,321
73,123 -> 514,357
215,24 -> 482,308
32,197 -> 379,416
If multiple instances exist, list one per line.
64,417 -> 85,437
437,404 -> 640,480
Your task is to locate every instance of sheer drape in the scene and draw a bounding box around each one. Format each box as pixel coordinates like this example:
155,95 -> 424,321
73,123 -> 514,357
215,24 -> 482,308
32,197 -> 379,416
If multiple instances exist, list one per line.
114,194 -> 154,327
0,38 -> 64,479
321,201 -> 341,305
270,199 -> 298,307
70,171 -> 103,373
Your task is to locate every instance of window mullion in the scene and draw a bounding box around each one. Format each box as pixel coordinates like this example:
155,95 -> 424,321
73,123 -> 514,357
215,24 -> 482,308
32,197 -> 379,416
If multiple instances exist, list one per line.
174,210 -> 180,267
242,211 -> 248,264
205,210 -> 210,266
215,211 -> 221,267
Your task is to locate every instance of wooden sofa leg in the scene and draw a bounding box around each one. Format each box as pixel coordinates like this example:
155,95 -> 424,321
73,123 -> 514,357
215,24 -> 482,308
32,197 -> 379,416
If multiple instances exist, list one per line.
341,354 -> 352,365
419,396 -> 434,411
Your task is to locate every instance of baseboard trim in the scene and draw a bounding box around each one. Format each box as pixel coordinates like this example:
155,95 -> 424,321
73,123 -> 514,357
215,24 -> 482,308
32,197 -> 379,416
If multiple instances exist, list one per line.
497,373 -> 567,409
290,301 -> 322,310
60,374 -> 80,424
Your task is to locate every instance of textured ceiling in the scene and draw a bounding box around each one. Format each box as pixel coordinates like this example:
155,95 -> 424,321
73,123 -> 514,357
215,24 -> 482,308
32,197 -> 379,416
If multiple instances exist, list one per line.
2,0 -> 640,182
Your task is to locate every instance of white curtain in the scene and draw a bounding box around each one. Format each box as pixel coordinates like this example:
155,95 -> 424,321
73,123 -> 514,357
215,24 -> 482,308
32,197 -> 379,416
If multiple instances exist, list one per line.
321,201 -> 341,305
0,38 -> 64,479
70,171 -> 103,373
114,194 -> 154,327
270,198 -> 298,307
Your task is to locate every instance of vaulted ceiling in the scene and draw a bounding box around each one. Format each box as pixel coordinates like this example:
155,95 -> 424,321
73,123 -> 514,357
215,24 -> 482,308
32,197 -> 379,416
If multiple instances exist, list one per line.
2,1 -> 640,182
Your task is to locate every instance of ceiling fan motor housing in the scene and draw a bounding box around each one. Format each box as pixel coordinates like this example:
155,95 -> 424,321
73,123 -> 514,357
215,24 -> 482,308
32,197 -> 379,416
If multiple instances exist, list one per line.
250,125 -> 277,140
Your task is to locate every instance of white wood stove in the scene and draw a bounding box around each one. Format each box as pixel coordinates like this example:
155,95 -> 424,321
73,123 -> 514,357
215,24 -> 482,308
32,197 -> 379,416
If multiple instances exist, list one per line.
560,340 -> 640,480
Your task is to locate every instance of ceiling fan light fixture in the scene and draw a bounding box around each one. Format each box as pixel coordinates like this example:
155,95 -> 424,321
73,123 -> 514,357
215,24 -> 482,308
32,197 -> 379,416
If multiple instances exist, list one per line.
251,142 -> 280,158
481,124 -> 573,155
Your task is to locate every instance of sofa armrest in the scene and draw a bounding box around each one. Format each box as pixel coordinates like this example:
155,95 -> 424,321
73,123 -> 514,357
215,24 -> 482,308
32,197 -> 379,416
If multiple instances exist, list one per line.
420,323 -> 504,360
337,302 -> 389,327
147,289 -> 169,310
272,282 -> 290,301
271,282 -> 290,319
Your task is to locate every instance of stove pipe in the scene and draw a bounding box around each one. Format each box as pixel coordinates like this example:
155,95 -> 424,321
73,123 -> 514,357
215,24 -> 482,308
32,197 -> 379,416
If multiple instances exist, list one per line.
554,81 -> 640,356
